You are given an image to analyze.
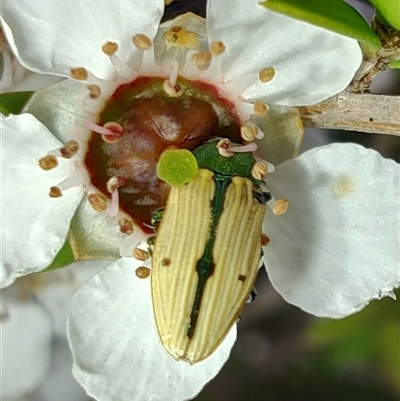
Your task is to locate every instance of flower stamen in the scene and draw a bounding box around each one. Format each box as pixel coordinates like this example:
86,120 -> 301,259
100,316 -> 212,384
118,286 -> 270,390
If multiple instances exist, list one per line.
101,41 -> 135,80
39,155 -> 58,171
106,176 -> 124,217
192,51 -> 212,70
132,34 -> 153,51
272,199 -> 289,215
88,193 -> 108,212
230,142 -> 258,153
135,266 -> 151,279
240,125 -> 258,142
253,101 -> 269,117
49,186 -> 62,198
70,67 -> 89,81
87,84 -> 102,100
60,140 -> 80,159
251,161 -> 267,180
85,117 -> 123,142
119,217 -> 134,235
259,67 -> 276,83
133,247 -> 149,261
261,233 -> 270,246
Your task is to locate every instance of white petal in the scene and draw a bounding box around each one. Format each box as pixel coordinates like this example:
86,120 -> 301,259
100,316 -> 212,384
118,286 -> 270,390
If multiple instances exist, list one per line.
1,0 -> 164,79
68,258 -> 236,401
1,297 -> 52,400
1,114 -> 84,288
11,73 -> 64,93
23,79 -> 90,144
206,0 -> 362,106
36,260 -> 112,339
255,105 -> 303,165
263,143 -> 400,318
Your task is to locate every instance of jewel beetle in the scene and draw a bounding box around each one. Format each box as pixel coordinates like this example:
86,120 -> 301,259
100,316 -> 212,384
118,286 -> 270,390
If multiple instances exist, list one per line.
151,138 -> 271,363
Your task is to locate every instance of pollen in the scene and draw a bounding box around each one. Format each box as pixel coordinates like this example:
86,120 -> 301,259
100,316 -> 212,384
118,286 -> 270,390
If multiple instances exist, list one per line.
253,101 -> 269,117
119,217 -> 134,235
210,41 -> 226,57
252,162 -> 267,180
87,84 -> 101,99
60,140 -> 79,159
88,193 -> 108,212
133,247 -> 149,261
102,41 -> 118,56
273,199 -> 289,215
259,67 -> 276,83
70,67 -> 88,81
261,233 -> 270,246
49,186 -> 62,198
240,125 -> 258,142
192,52 -> 212,69
132,34 -> 152,50
135,266 -> 151,279
39,155 -> 58,171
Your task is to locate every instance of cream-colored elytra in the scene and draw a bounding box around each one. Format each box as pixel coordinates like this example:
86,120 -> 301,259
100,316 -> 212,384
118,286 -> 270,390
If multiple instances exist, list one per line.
151,169 -> 266,363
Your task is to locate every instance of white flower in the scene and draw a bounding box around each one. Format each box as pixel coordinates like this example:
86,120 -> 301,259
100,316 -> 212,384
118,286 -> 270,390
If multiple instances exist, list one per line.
1,0 -> 399,401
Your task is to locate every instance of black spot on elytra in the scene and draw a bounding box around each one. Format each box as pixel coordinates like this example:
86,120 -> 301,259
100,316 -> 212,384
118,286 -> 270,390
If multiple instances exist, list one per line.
238,274 -> 246,282
161,258 -> 171,267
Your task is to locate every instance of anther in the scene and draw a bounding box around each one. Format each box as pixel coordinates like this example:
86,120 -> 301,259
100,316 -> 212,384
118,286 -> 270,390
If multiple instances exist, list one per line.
260,233 -> 270,246
39,155 -> 58,171
106,176 -> 124,217
49,186 -> 62,198
102,122 -> 124,143
70,68 -> 88,81
87,84 -> 101,100
163,79 -> 182,97
217,138 -> 233,158
135,266 -> 151,279
192,52 -> 212,69
210,41 -> 226,57
133,247 -> 149,261
102,41 -> 118,56
86,117 -> 123,140
107,176 -> 125,194
60,140 -> 79,159
259,67 -> 276,83
119,217 -> 134,235
132,34 -> 152,50
273,199 -> 289,215
253,101 -> 269,117
88,193 -> 108,212
252,162 -> 268,180
240,126 -> 258,142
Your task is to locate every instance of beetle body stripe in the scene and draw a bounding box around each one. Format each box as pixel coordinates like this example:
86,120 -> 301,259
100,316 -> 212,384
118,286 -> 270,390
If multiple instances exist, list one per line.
151,168 -> 266,363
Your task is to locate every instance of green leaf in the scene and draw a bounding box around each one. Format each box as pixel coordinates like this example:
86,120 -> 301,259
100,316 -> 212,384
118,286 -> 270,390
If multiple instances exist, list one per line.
0,91 -> 34,116
261,0 -> 381,49
369,0 -> 400,30
389,59 -> 400,69
45,240 -> 76,271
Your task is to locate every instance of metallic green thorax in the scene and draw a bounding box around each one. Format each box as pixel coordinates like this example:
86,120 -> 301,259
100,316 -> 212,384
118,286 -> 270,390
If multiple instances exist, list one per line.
192,138 -> 263,186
